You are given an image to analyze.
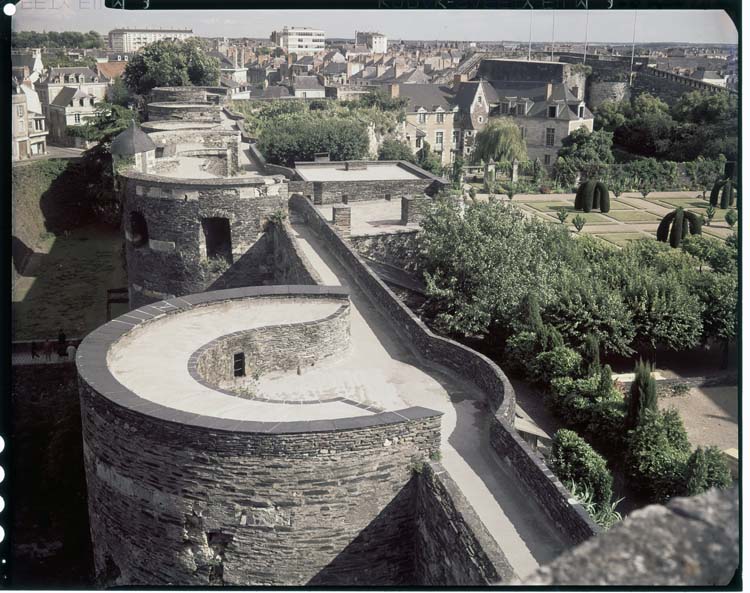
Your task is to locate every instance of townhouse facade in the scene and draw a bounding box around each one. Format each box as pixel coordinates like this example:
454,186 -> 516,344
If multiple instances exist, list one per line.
271,26 -> 325,56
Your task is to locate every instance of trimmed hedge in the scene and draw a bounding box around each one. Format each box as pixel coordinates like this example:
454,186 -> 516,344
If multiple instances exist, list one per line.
656,207 -> 702,248
551,428 -> 614,505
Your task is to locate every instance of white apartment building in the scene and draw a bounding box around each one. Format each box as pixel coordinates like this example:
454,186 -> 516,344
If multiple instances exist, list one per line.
109,28 -> 193,53
355,31 -> 388,54
271,26 -> 325,56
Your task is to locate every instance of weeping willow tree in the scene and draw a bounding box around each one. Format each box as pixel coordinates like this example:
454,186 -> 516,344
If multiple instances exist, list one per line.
471,118 -> 528,164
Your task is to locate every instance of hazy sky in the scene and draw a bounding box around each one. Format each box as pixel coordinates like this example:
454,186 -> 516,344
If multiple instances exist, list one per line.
12,5 -> 738,44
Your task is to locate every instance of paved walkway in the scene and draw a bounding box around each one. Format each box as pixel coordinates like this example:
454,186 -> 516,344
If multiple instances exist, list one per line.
290,222 -> 570,579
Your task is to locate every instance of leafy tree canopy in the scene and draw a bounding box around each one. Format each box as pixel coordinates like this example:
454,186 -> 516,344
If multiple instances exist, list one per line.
471,118 -> 527,164
123,38 -> 220,96
378,138 -> 415,163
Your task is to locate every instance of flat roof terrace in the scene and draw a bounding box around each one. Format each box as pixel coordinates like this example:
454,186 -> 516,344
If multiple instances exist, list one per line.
295,161 -> 427,182
83,287 -> 449,425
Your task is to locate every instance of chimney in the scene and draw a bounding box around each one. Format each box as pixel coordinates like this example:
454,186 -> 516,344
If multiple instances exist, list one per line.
390,83 -> 399,98
240,47 -> 246,69
546,81 -> 553,100
453,73 -> 467,88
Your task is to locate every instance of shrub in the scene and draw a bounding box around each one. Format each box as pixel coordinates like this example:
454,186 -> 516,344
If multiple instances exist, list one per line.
597,364 -> 613,399
724,209 -> 738,228
625,359 -> 658,430
656,207 -> 702,248
583,333 -> 601,375
709,178 -> 735,208
529,346 -> 581,385
681,446 -> 732,496
625,409 -> 691,502
595,181 -> 611,213
551,429 -> 614,505
557,208 -> 569,224
572,214 -> 586,232
564,479 -> 623,530
503,331 -> 538,375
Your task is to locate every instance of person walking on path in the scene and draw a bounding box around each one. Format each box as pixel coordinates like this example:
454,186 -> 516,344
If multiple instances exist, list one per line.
43,339 -> 53,362
66,343 -> 77,361
57,329 -> 67,358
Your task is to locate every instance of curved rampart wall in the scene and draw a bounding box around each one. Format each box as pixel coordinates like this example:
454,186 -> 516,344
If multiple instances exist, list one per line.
194,298 -> 350,389
77,286 -> 443,587
147,102 -> 221,122
120,171 -> 289,307
289,195 -> 599,544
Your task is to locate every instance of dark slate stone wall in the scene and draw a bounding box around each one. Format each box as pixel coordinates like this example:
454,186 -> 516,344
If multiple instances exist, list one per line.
312,179 -> 435,205
271,221 -> 323,285
150,87 -> 209,103
193,298 -> 350,389
415,462 -> 516,585
524,487 -> 739,586
80,381 -> 442,587
290,195 -> 599,544
121,173 -> 288,307
349,230 -> 421,273
400,195 -> 432,225
146,103 -> 221,122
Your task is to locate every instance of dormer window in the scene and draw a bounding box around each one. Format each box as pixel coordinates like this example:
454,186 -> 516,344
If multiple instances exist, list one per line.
548,105 -> 557,118
578,104 -> 585,118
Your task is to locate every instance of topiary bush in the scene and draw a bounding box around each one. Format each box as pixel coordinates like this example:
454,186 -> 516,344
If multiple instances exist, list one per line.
625,408 -> 692,502
681,446 -> 732,496
575,180 -> 610,213
551,428 -> 614,505
709,178 -> 735,208
656,207 -> 702,248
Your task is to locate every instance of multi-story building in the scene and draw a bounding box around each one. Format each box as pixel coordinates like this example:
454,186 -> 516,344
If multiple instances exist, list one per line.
108,28 -> 193,53
355,31 -> 388,54
12,81 -> 49,160
36,67 -> 108,119
270,26 -> 325,56
396,77 -> 593,167
46,87 -> 100,146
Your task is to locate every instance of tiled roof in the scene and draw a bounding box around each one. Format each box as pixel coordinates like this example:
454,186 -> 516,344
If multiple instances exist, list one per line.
96,61 -> 127,81
293,75 -> 323,90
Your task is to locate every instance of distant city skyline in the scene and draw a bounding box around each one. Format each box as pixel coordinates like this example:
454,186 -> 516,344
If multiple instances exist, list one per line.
12,7 -> 738,45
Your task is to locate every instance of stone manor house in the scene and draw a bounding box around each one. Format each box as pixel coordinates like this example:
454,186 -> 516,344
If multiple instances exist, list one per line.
397,60 -> 594,167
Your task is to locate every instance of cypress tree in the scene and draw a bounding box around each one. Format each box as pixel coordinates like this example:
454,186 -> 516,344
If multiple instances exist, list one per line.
709,178 -> 723,207
626,359 -> 657,430
720,179 -> 732,209
597,364 -> 613,399
583,333 -> 601,376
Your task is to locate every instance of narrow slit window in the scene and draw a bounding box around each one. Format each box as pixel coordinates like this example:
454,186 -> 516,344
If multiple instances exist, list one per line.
233,352 -> 245,377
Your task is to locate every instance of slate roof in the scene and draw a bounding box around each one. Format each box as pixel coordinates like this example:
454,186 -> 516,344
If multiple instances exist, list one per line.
293,75 -> 323,91
50,86 -> 84,107
47,66 -> 98,80
208,51 -> 235,69
111,120 -> 156,155
250,85 -> 290,99
11,53 -> 37,71
398,84 -> 455,112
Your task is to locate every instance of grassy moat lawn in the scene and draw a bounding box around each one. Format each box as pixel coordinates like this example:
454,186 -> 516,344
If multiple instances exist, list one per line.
12,224 -> 128,340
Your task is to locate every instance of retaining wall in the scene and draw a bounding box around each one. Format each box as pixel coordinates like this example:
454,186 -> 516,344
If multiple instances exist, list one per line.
349,230 -> 421,273
415,462 -> 516,585
271,221 -> 324,285
289,194 -> 599,544
146,102 -> 222,122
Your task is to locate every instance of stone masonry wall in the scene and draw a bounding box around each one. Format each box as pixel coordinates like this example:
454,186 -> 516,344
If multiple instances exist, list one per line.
121,172 -> 288,307
80,381 -> 442,587
271,221 -> 323,285
194,297 -> 350,389
290,194 -> 599,544
147,103 -> 221,122
401,195 -> 433,225
349,230 -> 421,273
311,179 -> 436,205
587,81 -> 631,109
415,462 -> 515,585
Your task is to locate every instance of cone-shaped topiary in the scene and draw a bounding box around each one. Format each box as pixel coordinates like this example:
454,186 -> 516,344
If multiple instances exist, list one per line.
625,359 -> 657,431
656,207 -> 702,248
595,181 -> 611,213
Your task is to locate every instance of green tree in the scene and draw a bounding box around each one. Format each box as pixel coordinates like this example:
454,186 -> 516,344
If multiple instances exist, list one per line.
123,38 -> 220,96
415,141 -> 443,175
471,119 -> 527,164
557,128 -> 614,179
682,447 -> 732,496
108,76 -> 133,108
377,138 -> 415,162
626,359 -> 657,430
257,115 -> 369,166
593,100 -> 627,132
66,102 -> 135,143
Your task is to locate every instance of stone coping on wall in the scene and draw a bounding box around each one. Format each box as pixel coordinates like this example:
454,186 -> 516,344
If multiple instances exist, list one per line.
120,168 -> 285,188
141,120 -> 223,133
77,285 -> 441,435
294,159 -> 444,183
